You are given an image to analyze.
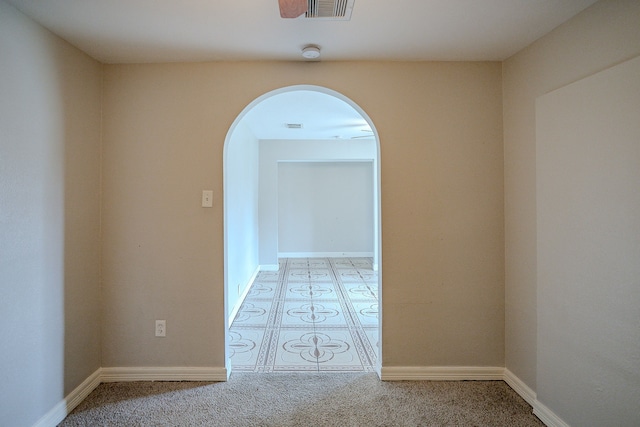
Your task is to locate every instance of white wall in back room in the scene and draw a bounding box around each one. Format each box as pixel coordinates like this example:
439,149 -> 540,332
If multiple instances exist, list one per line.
278,161 -> 374,256
225,121 -> 260,322
259,139 -> 377,266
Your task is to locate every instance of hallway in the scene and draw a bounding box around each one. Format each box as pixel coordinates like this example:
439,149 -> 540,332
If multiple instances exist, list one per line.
229,258 -> 379,372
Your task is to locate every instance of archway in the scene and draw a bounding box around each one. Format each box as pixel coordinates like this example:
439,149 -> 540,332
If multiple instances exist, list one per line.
223,85 -> 382,377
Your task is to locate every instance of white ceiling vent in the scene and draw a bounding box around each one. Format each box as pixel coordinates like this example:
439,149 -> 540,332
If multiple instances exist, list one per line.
305,0 -> 355,20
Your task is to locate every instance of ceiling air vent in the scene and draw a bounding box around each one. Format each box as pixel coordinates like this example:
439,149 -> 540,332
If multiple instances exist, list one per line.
305,0 -> 354,20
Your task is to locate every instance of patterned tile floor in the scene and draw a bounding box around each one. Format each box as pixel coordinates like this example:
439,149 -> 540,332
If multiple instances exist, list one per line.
229,257 -> 379,372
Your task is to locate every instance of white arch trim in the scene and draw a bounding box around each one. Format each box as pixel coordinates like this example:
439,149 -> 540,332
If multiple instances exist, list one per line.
222,84 -> 382,377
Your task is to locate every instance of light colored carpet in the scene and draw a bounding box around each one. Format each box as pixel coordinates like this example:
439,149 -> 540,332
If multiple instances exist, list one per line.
59,373 -> 545,426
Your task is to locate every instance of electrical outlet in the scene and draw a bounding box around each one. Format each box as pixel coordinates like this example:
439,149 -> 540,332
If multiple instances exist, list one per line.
155,320 -> 166,337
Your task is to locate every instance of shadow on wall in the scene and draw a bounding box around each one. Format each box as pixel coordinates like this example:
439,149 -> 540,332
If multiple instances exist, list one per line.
0,3 -> 102,425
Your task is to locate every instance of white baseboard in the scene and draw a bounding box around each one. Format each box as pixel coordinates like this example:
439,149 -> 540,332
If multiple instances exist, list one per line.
278,252 -> 374,258
32,368 -> 101,427
32,399 -> 67,427
382,367 -> 569,427
37,365 -> 569,427
532,400 -> 571,427
228,265 -> 260,325
381,366 -> 504,381
100,367 -> 228,382
35,367 -> 227,426
259,264 -> 279,271
66,368 -> 102,413
504,369 -> 569,427
503,369 -> 537,407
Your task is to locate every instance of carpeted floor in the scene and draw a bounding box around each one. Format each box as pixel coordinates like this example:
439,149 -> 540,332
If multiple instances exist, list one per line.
59,373 -> 545,426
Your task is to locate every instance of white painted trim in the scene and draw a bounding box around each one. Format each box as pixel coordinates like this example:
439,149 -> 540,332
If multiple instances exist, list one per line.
32,400 -> 66,427
504,369 -> 571,427
100,367 -> 228,382
381,366 -> 504,381
381,367 -> 573,426
36,366 -> 570,427
533,400 -> 571,427
228,265 -> 260,325
259,264 -> 279,271
66,368 -> 102,413
32,368 -> 101,427
278,252 -> 374,258
503,369 -> 537,408
223,85 -> 383,376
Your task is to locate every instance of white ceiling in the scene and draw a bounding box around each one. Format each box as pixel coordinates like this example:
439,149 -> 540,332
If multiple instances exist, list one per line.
242,90 -> 374,140
5,0 -> 598,140
7,0 -> 597,64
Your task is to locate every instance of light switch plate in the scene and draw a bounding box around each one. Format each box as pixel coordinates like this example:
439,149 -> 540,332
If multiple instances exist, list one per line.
202,190 -> 213,207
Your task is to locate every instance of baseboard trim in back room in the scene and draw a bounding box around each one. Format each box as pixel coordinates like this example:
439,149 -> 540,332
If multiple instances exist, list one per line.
278,252 -> 375,258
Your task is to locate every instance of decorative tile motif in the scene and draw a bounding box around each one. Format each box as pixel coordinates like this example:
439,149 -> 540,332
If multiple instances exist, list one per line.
347,284 -> 378,299
247,282 -> 275,297
286,302 -> 340,323
233,302 -> 268,323
288,268 -> 332,282
230,257 -> 379,372
256,271 -> 280,282
228,330 -> 263,367
358,303 -> 379,318
288,283 -> 335,299
282,332 -> 350,363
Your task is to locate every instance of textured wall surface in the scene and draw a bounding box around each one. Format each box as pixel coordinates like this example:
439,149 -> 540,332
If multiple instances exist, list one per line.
0,2 -> 102,425
101,61 -> 504,369
503,0 -> 640,391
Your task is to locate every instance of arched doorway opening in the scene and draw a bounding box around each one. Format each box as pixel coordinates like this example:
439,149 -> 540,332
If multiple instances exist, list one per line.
223,85 -> 382,377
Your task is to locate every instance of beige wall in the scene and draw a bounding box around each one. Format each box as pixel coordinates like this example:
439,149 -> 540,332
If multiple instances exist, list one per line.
101,61 -> 504,369
536,55 -> 640,427
0,1 -> 102,425
5,0 -> 640,424
503,0 -> 640,393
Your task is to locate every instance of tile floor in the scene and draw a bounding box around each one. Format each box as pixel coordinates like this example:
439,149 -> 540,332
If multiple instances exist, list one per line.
229,257 -> 379,372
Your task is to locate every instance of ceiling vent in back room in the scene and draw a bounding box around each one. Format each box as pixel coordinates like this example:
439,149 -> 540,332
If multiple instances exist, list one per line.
305,0 -> 355,20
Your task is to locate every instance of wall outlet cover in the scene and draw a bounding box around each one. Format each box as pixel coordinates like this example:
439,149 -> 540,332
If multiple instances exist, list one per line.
155,320 -> 166,337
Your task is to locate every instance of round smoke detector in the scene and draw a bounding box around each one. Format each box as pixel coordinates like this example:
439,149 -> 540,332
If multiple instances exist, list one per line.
302,45 -> 321,59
